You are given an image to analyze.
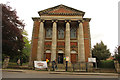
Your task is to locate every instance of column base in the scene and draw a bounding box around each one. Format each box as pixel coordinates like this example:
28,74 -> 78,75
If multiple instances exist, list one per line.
28,60 -> 34,68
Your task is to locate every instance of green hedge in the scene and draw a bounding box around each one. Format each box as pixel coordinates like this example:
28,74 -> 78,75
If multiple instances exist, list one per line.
98,60 -> 115,69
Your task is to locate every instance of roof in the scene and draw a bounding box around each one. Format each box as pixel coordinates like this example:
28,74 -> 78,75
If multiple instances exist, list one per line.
38,4 -> 85,16
106,56 -> 115,60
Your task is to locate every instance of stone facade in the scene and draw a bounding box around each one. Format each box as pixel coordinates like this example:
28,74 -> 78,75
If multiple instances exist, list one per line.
29,4 -> 92,67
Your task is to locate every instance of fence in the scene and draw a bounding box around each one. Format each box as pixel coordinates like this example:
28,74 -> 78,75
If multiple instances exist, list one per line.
48,62 -> 94,72
71,62 -> 93,72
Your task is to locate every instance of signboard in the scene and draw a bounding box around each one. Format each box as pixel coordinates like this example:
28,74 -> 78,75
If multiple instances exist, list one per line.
34,61 -> 48,69
88,58 -> 96,63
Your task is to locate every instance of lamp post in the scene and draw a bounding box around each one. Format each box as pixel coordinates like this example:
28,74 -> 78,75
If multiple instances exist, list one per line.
66,61 -> 68,71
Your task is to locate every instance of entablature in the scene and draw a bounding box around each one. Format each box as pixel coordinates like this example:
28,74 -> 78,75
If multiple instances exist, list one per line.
32,17 -> 91,22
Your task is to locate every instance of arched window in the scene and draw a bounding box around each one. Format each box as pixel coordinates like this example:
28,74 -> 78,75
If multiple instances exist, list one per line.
70,26 -> 77,39
71,50 -> 77,53
45,50 -> 51,53
58,26 -> 64,39
46,26 -> 52,38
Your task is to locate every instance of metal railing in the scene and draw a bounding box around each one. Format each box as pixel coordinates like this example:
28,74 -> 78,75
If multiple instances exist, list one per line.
48,62 -> 93,72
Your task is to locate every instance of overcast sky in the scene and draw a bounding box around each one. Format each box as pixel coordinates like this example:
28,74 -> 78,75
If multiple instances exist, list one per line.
1,0 -> 119,55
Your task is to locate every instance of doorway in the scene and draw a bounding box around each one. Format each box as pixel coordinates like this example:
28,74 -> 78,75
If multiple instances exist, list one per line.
58,53 -> 63,64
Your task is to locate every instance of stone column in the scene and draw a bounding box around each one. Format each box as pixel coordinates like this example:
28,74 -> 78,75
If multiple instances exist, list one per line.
51,21 -> 57,61
65,21 -> 71,63
78,21 -> 85,62
37,21 -> 45,61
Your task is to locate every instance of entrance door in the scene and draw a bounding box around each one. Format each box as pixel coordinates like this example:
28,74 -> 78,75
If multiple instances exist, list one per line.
58,53 -> 63,64
45,53 -> 51,61
71,54 -> 77,63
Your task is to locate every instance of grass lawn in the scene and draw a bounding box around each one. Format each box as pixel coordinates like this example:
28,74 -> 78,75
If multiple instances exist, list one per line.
8,62 -> 29,66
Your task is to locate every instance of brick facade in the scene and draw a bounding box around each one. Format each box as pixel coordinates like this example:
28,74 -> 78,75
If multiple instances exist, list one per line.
83,21 -> 91,62
31,21 -> 40,61
29,5 -> 92,67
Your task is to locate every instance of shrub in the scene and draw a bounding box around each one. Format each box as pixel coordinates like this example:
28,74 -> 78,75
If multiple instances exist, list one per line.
98,60 -> 115,69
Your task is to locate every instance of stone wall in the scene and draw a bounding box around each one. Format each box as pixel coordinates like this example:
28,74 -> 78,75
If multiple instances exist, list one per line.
114,61 -> 120,73
3,56 -> 10,68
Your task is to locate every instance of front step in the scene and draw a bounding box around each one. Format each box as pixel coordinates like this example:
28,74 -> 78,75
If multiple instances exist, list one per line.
55,69 -> 65,72
57,64 -> 65,69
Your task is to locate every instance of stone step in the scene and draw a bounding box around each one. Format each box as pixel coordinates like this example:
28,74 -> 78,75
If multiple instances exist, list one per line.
57,64 -> 65,69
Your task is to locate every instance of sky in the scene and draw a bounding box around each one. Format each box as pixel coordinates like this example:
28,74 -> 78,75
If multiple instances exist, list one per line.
1,0 -> 119,55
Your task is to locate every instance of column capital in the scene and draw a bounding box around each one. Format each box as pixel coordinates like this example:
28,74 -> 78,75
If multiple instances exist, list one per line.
39,19 -> 45,22
52,19 -> 58,22
78,20 -> 84,23
65,20 -> 71,23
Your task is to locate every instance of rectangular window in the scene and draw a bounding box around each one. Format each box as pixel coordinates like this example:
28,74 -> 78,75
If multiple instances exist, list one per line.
58,26 -> 65,39
70,26 -> 77,39
45,26 -> 52,38
45,22 -> 52,39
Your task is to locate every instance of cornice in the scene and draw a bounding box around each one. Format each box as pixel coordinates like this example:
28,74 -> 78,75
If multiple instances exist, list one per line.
32,17 -> 40,21
83,18 -> 91,22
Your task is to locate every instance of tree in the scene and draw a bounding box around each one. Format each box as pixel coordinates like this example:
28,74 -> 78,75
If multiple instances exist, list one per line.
114,46 -> 120,64
92,41 -> 111,62
21,30 -> 31,63
13,30 -> 31,63
2,3 -> 25,60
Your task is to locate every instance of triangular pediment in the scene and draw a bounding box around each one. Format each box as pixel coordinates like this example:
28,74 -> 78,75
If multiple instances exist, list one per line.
38,4 -> 85,16
49,8 -> 76,14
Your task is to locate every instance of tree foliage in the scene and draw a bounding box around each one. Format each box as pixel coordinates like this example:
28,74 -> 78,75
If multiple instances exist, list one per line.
11,30 -> 31,63
21,30 -> 31,63
2,3 -> 25,58
92,41 -> 111,61
114,46 -> 120,64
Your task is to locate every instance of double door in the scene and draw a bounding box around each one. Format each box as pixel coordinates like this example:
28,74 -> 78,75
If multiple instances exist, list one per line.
58,53 -> 63,64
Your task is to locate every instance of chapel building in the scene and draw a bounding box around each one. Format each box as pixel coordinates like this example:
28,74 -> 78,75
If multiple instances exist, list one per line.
29,4 -> 92,66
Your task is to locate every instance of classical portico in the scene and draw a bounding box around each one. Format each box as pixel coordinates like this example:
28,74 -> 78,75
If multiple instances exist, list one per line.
29,4 -> 92,67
